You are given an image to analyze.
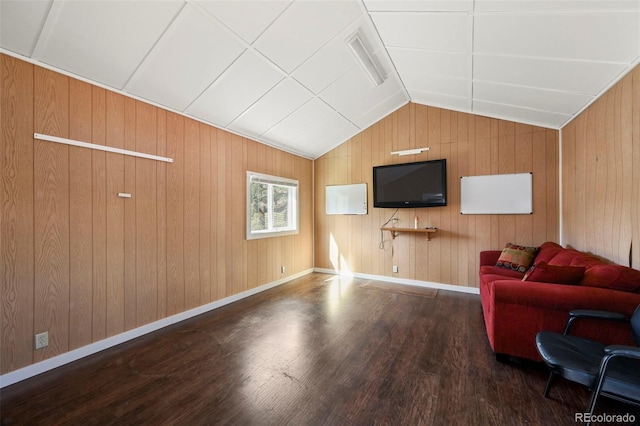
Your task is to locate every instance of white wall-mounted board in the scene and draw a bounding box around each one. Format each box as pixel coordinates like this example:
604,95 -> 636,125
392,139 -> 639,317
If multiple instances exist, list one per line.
326,183 -> 367,215
460,172 -> 532,214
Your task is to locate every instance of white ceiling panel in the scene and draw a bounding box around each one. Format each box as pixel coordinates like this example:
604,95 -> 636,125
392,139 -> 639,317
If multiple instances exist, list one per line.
388,48 -> 469,79
254,0 -> 362,73
364,1 -> 472,12
229,78 -> 313,139
473,100 -> 571,129
262,98 -> 334,146
186,50 -> 284,127
475,1 -> 640,12
474,54 -> 628,95
402,73 -> 469,98
369,12 -> 470,51
292,37 -> 358,95
353,89 -> 409,130
320,67 -> 403,123
289,111 -> 360,158
195,0 -> 292,44
126,4 -> 244,111
474,12 -> 640,62
33,1 -> 183,89
410,90 -> 472,113
0,0 -> 52,57
474,81 -> 593,115
3,0 -> 640,158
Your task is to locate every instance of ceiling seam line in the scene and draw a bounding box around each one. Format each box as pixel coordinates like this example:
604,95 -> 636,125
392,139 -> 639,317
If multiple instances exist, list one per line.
181,49 -> 249,113
120,2 -> 188,92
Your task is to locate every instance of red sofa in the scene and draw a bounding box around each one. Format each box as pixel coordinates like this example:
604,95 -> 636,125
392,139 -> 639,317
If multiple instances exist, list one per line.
479,241 -> 640,361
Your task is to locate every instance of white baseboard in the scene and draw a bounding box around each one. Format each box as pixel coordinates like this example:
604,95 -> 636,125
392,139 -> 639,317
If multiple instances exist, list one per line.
313,268 -> 480,295
0,269 -> 314,389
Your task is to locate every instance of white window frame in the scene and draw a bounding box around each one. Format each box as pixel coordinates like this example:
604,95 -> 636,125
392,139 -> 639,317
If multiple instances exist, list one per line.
246,171 -> 299,240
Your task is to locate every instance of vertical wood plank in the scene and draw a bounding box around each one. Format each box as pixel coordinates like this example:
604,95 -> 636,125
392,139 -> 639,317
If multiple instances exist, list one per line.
156,109 -> 167,317
1,55 -> 35,373
618,77 -> 633,264
166,113 -> 185,315
183,119 -> 200,309
68,79 -> 93,349
209,128 -> 219,300
33,66 -> 70,361
135,102 -> 157,325
230,136 -> 244,293
199,123 -> 212,303
544,130 -> 559,243
514,132 -> 533,245
241,139 -> 249,289
123,98 -> 137,330
531,131 -> 548,243
105,91 -> 125,337
92,86 -> 107,340
225,133 -> 235,295
562,123 -> 576,246
216,130 -> 227,299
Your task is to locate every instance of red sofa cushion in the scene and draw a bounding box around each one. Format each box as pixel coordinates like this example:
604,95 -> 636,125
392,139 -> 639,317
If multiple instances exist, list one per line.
480,265 -> 525,279
534,241 -> 564,264
548,249 -> 602,268
581,264 -> 640,293
522,261 -> 585,285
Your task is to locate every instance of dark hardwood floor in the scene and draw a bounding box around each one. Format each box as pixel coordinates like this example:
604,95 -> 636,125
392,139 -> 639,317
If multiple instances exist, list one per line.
1,273 -> 638,425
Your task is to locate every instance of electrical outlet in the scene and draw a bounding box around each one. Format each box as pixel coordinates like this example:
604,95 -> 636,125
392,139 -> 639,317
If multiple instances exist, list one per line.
393,265 -> 399,273
35,332 -> 48,350
281,266 -> 286,274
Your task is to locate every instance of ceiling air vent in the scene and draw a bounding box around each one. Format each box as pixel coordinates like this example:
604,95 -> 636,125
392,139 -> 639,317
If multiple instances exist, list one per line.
346,32 -> 385,86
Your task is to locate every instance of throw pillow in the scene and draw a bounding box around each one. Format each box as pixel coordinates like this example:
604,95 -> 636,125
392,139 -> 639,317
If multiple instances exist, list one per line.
522,261 -> 585,285
495,242 -> 539,273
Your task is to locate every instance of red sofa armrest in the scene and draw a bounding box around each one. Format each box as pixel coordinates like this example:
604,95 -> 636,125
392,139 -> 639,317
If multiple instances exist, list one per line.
480,250 -> 502,267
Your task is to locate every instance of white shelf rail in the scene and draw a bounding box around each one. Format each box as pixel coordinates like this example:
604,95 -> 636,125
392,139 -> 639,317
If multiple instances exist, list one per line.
34,133 -> 173,163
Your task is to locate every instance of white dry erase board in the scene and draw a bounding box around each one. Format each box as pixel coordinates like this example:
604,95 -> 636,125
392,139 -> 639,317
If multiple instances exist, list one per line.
326,183 -> 367,215
460,173 -> 532,214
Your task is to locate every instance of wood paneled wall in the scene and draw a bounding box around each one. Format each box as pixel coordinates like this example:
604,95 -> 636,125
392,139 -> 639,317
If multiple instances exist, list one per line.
562,64 -> 640,268
314,103 -> 559,288
0,54 -> 313,375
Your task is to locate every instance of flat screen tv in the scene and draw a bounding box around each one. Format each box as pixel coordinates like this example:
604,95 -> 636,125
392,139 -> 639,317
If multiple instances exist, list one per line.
373,159 -> 447,208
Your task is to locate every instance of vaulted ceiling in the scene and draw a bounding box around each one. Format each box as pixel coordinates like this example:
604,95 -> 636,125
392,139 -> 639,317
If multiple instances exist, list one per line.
2,1 -> 639,159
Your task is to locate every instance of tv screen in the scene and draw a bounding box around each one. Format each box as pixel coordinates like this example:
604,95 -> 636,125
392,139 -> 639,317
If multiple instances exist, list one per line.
373,159 -> 447,208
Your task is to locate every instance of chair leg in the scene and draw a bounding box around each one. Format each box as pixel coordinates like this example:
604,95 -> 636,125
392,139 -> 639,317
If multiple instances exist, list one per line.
584,354 -> 613,426
543,372 -> 555,397
584,379 -> 604,426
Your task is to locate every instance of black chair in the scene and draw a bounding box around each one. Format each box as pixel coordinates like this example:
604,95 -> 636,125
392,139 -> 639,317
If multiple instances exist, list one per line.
535,306 -> 640,425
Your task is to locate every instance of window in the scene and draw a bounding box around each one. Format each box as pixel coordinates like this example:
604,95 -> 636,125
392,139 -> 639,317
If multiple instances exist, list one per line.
246,171 -> 298,240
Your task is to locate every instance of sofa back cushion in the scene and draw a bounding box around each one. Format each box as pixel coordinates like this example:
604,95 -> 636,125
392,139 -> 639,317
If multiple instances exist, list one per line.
581,265 -> 640,293
522,261 -> 585,285
548,249 -> 603,268
534,242 -> 564,264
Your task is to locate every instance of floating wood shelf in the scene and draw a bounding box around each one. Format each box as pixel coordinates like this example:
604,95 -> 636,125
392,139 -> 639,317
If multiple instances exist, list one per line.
381,227 -> 438,241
